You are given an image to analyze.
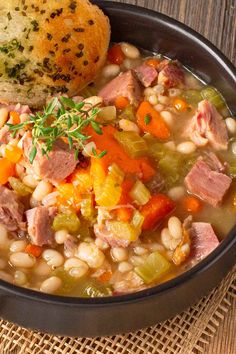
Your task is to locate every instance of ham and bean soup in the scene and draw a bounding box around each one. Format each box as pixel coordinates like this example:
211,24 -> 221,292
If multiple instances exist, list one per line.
0,42 -> 235,297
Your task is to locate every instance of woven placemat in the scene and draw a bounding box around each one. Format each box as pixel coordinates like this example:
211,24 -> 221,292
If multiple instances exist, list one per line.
0,267 -> 235,354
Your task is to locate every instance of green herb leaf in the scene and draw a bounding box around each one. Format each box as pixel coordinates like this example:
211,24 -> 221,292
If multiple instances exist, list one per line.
29,146 -> 37,164
91,121 -> 102,135
144,114 -> 151,125
45,97 -> 58,115
60,96 -> 75,108
98,150 -> 107,158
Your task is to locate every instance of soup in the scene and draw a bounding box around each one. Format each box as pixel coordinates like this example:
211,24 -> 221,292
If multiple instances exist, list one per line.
0,42 -> 235,296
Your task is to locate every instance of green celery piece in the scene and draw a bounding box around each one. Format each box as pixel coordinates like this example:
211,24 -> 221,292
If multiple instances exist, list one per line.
52,212 -> 80,233
135,251 -> 171,284
181,89 -> 202,105
119,105 -> 135,121
114,131 -> 148,158
78,279 -> 112,297
8,177 -> 33,196
53,269 -> 79,295
201,86 -> 226,110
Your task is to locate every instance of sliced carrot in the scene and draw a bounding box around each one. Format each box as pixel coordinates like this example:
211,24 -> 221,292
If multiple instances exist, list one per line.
173,98 -> 188,112
25,244 -> 43,258
115,207 -> 133,222
107,44 -> 125,65
115,96 -> 129,110
0,158 -> 15,185
5,145 -> 23,163
119,179 -> 135,204
141,194 -> 175,231
70,167 -> 93,192
99,271 -> 113,283
136,101 -> 170,140
56,183 -> 81,211
9,111 -> 20,125
183,196 -> 202,213
145,58 -> 161,68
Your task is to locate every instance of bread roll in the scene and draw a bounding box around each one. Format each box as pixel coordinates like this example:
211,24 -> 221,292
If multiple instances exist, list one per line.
0,0 -> 110,107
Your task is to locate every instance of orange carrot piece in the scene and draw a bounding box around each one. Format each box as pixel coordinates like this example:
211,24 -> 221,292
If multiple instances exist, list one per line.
119,179 -> 135,204
141,194 -> 175,230
56,183 -> 81,210
25,244 -> 43,258
5,145 -> 23,163
116,207 -> 133,222
173,98 -> 188,112
107,44 -> 125,65
0,158 -> 15,185
183,196 -> 202,213
9,111 -> 20,125
145,58 -> 161,68
70,167 -> 93,192
99,271 -> 113,283
136,101 -> 170,140
115,96 -> 130,109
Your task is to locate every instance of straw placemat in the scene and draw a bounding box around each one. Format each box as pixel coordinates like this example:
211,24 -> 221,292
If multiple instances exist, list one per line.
0,266 -> 235,354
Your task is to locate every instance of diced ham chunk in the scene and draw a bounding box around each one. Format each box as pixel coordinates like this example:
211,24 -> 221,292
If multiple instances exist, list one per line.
190,222 -> 219,262
98,70 -> 141,106
185,160 -> 231,207
0,125 -> 10,144
0,103 -> 31,114
26,206 -> 56,246
23,134 -> 77,184
158,61 -> 184,88
94,223 -> 130,248
186,100 -> 228,150
0,185 -> 25,231
134,63 -> 157,87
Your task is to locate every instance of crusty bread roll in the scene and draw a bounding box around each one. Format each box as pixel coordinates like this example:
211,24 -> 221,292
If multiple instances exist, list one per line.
0,0 -> 110,107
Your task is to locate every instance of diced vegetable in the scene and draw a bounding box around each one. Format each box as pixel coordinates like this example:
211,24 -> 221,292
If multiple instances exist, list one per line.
119,105 -> 136,121
129,180 -> 151,205
90,156 -> 107,198
114,131 -> 148,158
25,244 -> 43,258
145,58 -> 161,68
9,111 -> 20,125
57,183 -> 81,211
107,220 -> 141,242
115,207 -> 133,222
136,101 -> 170,140
53,212 -> 81,233
0,158 -> 15,185
135,251 -> 171,284
53,269 -> 79,294
201,86 -> 226,110
181,89 -> 202,104
115,96 -> 130,109
131,210 -> 145,229
97,106 -> 117,121
80,194 -> 94,220
158,151 -> 182,188
183,196 -> 202,213
8,177 -> 33,196
96,163 -> 125,207
173,98 -> 188,112
118,179 -> 134,204
141,194 -> 175,230
71,168 -> 92,192
78,278 -> 112,297
107,44 -> 125,65
5,145 -> 23,163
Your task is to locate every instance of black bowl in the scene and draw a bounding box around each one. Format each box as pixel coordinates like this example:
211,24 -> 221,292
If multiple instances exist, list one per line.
0,1 -> 235,337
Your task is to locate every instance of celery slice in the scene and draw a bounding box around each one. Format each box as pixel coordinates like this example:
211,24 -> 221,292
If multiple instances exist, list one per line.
132,210 -> 145,230
135,251 -> 171,284
129,180 -> 151,205
119,105 -> 135,121
80,194 -> 94,220
53,212 -> 81,233
8,177 -> 33,196
78,279 -> 112,297
98,106 -> 117,121
114,131 -> 148,158
201,86 -> 226,110
107,221 -> 140,242
181,89 -> 202,105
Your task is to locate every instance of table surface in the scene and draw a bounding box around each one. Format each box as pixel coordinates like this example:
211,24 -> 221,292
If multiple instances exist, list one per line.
108,0 -> 236,353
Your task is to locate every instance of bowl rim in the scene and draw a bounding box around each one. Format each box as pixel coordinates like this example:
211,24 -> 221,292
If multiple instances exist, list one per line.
0,1 -> 236,306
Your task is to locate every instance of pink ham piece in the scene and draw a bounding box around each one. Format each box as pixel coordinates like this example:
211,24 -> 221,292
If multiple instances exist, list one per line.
187,100 -> 228,150
134,63 -> 157,87
158,60 -> 184,88
190,222 -> 219,261
98,70 -> 141,106
185,160 -> 231,207
26,206 -> 56,246
94,223 -> 130,248
23,133 -> 77,184
0,185 -> 25,232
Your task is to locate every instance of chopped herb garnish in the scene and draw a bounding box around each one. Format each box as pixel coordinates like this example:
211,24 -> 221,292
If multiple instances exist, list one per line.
144,114 -> 151,125
7,96 -> 105,163
0,39 -> 20,55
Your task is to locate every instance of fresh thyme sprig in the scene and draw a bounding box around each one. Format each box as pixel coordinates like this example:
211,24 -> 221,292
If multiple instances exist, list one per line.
7,96 -> 107,163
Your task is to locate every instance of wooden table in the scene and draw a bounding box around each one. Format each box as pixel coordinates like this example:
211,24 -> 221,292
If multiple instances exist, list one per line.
107,1 -> 236,353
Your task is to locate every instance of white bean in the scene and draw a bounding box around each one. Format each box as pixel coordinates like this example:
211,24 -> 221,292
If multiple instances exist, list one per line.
168,216 -> 183,240
15,163 -> 25,179
129,255 -> 145,266
82,142 -> 97,157
161,228 -> 180,251
160,111 -> 175,127
95,238 -> 109,250
32,181 -> 53,202
177,141 -> 196,154
102,64 -> 120,78
0,224 -> 9,249
10,252 -> 36,268
64,257 -> 88,278
119,119 -> 140,133
34,260 -> 51,276
0,270 -> 13,283
231,142 -> 236,155
123,58 -> 133,70
118,261 -> 133,273
0,107 -> 8,128
42,249 -> 64,268
0,259 -> 7,269
154,104 -> 165,112
121,43 -> 140,59
83,96 -> 103,108
168,186 -> 185,201
111,247 -> 128,262
225,117 -> 236,135
164,141 -> 176,150
144,87 -> 155,97
168,88 -> 182,97
23,174 -> 39,188
133,246 -> 148,256
76,242 -> 105,268
158,95 -> 170,105
14,270 -> 27,286
148,94 -> 158,106
153,84 -> 165,95
10,240 -> 27,253
55,230 -> 69,245
40,276 -> 62,294
42,191 -> 59,207
147,243 -> 165,253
